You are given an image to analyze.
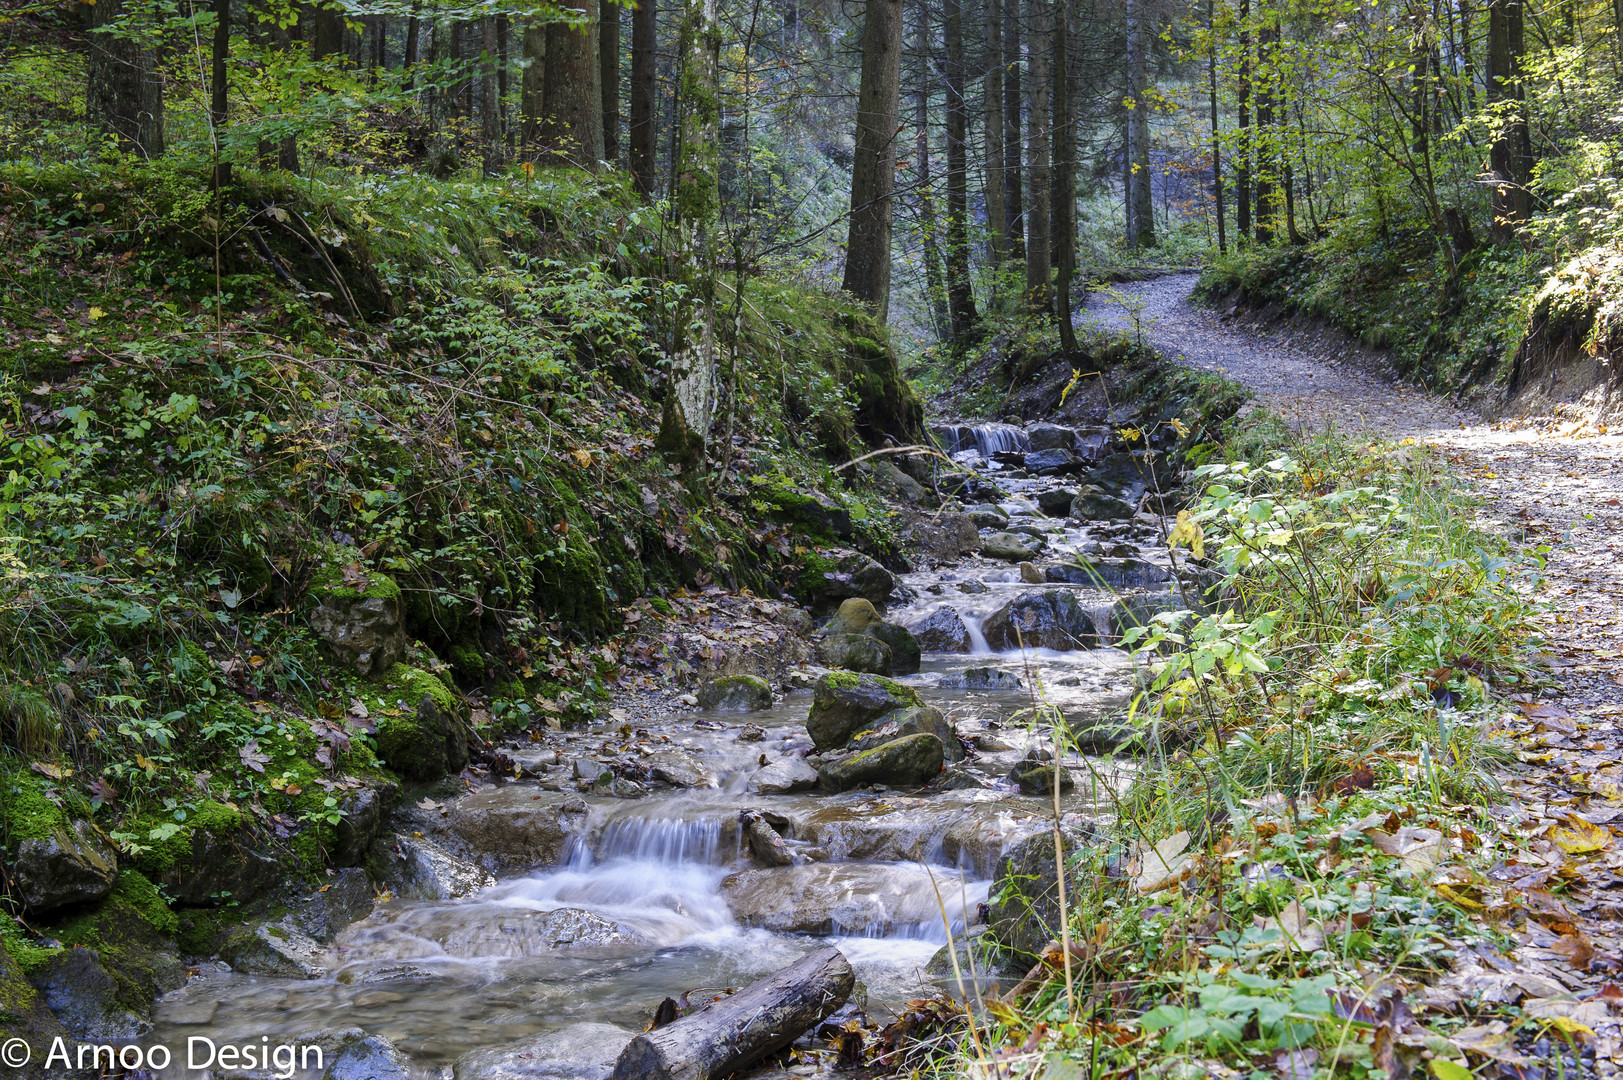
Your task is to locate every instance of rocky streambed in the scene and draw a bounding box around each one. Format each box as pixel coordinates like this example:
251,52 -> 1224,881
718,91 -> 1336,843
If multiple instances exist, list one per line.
127,421 -> 1196,1079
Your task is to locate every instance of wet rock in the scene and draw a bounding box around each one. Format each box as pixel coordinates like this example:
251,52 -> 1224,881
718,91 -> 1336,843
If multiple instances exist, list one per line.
1007,749 -> 1075,795
814,553 -> 895,606
938,667 -> 1024,691
455,1022 -> 638,1080
824,598 -> 880,635
440,789 -> 587,873
908,608 -> 972,653
982,589 -> 1099,651
308,572 -> 407,676
749,756 -> 820,795
988,829 -> 1093,962
805,673 -> 922,752
1046,559 -> 1172,591
696,675 -> 773,711
592,773 -> 649,799
1019,561 -> 1045,584
869,459 -> 931,505
11,819 -> 118,914
371,832 -> 495,900
956,579 -> 989,594
784,798 -> 970,862
1070,491 -> 1137,521
941,808 -> 1045,876
1025,448 -> 1083,476
973,733 -> 1017,752
1068,714 -> 1136,754
981,532 -> 1045,562
865,621 -> 921,675
1085,452 -> 1158,501
331,780 -> 400,868
374,665 -> 469,782
967,508 -> 1009,530
292,868 -> 375,942
736,724 -> 767,742
534,908 -> 642,948
925,931 -> 1008,981
1027,423 -> 1077,452
1035,489 -> 1078,517
886,706 -> 963,763
219,921 -> 329,979
901,512 -> 982,563
646,751 -> 715,789
816,633 -> 893,675
29,947 -> 150,1040
742,812 -> 793,866
933,767 -> 990,792
323,1031 -> 412,1080
815,733 -> 944,792
721,863 -> 948,934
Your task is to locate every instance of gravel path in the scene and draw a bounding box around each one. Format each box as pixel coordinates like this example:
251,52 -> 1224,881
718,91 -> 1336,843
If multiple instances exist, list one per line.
1090,273 -> 1623,1069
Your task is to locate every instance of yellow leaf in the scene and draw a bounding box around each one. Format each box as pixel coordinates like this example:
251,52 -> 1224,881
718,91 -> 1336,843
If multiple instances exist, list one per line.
571,448 -> 592,468
1168,510 -> 1205,561
88,306 -> 105,320
1117,426 -> 1143,443
135,754 -> 156,772
1544,1015 -> 1596,1041
1551,814 -> 1612,855
1168,417 -> 1190,437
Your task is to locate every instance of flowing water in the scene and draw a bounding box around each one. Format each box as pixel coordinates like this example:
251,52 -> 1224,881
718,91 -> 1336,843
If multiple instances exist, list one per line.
148,423 -> 1173,1079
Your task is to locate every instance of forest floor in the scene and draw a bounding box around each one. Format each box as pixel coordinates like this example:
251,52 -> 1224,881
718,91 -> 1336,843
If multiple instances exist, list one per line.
1089,272 -> 1623,1074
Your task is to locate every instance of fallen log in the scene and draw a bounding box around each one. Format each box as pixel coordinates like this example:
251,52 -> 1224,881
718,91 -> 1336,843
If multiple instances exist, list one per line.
611,947 -> 855,1080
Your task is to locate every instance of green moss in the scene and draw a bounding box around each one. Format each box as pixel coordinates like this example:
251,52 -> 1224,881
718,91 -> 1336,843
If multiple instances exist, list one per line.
0,911 -> 55,974
0,770 -> 66,845
450,644 -> 485,681
310,565 -> 403,604
132,801 -> 244,878
373,663 -> 459,716
45,870 -> 181,1017
649,597 -> 673,616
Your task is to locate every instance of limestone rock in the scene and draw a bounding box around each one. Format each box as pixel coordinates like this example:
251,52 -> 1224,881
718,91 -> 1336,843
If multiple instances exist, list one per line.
721,863 -> 947,934
331,780 -> 400,868
307,571 -> 407,676
870,459 -> 931,505
865,621 -> 920,676
454,1023 -> 637,1080
988,829 -> 1093,962
219,921 -> 329,979
815,733 -> 944,792
11,819 -> 118,914
816,633 -> 893,675
440,789 -> 586,873
371,833 -> 494,901
938,667 -> 1024,691
1007,749 -> 1075,795
1035,489 -> 1078,517
982,590 -> 1099,651
908,608 -> 972,653
291,867 -> 376,942
323,1032 -> 412,1080
981,532 -> 1045,562
646,751 -> 716,788
805,673 -> 922,752
742,812 -> 793,866
900,512 -> 981,563
749,756 -> 820,795
695,675 -> 773,711
28,948 -> 150,1040
1069,491 -> 1137,521
967,505 -> 1010,530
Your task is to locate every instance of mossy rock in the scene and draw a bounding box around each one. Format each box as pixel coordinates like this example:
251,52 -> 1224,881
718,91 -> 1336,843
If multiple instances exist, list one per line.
371,664 -> 469,782
815,733 -> 944,792
695,675 -> 773,711
131,801 -> 281,905
804,672 -> 921,752
307,566 -> 408,676
37,871 -> 184,1026
864,621 -> 920,676
987,829 -> 1094,964
0,769 -> 68,846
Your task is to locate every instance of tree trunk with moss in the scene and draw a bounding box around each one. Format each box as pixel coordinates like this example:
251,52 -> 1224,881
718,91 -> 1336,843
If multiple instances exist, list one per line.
1023,0 -> 1051,314
841,0 -> 904,323
656,0 -> 721,466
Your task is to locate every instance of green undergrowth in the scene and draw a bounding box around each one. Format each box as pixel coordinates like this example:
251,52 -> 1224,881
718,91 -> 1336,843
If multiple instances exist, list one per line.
958,418 -> 1551,1077
0,154 -> 920,898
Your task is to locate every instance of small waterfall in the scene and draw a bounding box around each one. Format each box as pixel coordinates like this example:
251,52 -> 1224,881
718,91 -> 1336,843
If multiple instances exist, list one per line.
581,814 -> 739,869
964,614 -> 991,654
934,423 -> 1031,459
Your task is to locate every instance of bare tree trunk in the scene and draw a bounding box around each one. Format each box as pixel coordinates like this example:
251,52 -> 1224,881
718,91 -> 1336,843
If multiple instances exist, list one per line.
915,11 -> 951,341
1125,0 -> 1154,247
481,16 -> 501,172
983,0 -> 1007,266
601,0 -> 621,163
1486,0 -> 1527,241
944,0 -> 979,341
1209,0 -> 1224,252
405,5 -> 422,77
87,0 -> 165,157
310,5 -> 344,59
427,18 -> 461,174
542,0 -> 605,167
1236,0 -> 1252,240
1254,19 -> 1276,244
656,0 -> 722,466
1003,0 -> 1025,260
1023,0 -> 1051,314
1052,0 -> 1076,353
841,0 -> 905,321
498,16 -> 510,151
521,20 -> 545,155
630,0 -> 657,194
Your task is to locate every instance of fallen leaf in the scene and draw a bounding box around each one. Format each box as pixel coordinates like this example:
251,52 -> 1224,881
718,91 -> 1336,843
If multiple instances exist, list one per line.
1551,813 -> 1613,855
1134,831 -> 1192,894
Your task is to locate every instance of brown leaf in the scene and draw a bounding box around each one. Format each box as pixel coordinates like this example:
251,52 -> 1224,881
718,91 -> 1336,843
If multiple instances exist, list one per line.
1551,932 -> 1596,971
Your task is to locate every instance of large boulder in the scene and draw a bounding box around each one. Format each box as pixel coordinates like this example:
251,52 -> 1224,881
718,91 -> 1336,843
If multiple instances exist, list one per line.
815,733 -> 944,792
901,512 -> 982,564
812,553 -> 896,606
888,706 -> 963,763
1027,423 -> 1077,452
219,920 -> 329,979
909,608 -> 972,653
1024,449 -> 1083,476
987,829 -> 1093,963
1070,491 -> 1137,521
865,621 -> 921,675
696,674 -> 773,711
805,673 -> 921,752
767,488 -> 854,539
981,532 -> 1045,562
1084,452 -> 1158,502
330,780 -> 401,868
750,756 -> 820,795
11,819 -> 118,914
136,801 -> 281,906
290,868 -> 376,942
28,948 -> 151,1040
646,751 -> 716,788
938,667 -> 1023,691
439,789 -> 587,873
307,569 -> 407,676
870,459 -> 932,505
968,509 -> 1010,530
982,590 -> 1099,651
324,1032 -> 413,1080
454,1023 -> 638,1080
721,863 -> 948,934
825,598 -> 881,635
817,633 -> 893,675
369,832 -> 495,901
1047,559 -> 1172,590
373,664 -> 469,782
